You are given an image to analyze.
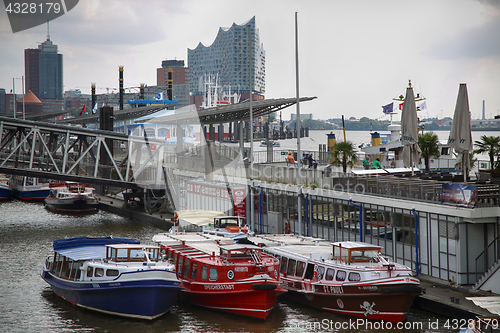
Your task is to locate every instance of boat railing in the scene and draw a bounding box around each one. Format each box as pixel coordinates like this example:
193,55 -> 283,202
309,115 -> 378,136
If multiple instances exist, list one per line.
250,250 -> 263,265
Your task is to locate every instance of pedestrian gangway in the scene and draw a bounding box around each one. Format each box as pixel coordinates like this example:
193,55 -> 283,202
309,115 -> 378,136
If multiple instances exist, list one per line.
0,116 -> 172,191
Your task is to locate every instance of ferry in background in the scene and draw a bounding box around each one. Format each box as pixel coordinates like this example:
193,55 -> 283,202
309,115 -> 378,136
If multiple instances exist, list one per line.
260,140 -> 280,147
153,232 -> 287,319
0,174 -> 13,200
255,235 -> 421,323
41,236 -> 182,320
44,182 -> 98,214
10,175 -> 51,201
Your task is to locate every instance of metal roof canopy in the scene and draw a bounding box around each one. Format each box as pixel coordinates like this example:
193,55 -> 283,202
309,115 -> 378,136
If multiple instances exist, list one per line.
145,97 -> 317,125
55,104 -> 171,125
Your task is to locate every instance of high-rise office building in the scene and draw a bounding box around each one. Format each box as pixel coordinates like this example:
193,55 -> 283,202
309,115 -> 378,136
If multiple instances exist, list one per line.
156,59 -> 191,109
24,30 -> 63,112
188,16 -> 265,108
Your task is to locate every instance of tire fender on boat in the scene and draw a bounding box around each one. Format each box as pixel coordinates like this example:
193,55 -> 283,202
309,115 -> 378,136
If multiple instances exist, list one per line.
252,283 -> 277,291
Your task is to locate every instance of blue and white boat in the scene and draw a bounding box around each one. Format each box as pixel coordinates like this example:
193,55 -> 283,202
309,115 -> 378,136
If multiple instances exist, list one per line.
10,175 -> 50,201
41,237 -> 183,320
0,174 -> 13,201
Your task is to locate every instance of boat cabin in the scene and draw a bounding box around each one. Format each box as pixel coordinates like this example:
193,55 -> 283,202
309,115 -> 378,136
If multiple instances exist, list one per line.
213,216 -> 247,233
332,241 -> 382,263
219,244 -> 262,259
106,244 -> 160,262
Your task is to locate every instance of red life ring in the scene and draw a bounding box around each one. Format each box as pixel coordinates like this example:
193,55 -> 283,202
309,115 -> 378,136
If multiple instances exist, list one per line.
284,221 -> 290,234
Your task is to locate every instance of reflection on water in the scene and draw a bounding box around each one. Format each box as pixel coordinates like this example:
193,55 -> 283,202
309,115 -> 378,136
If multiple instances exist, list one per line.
0,200 -> 455,332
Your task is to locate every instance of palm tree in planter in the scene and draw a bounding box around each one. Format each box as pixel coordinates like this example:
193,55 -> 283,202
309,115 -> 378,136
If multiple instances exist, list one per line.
474,135 -> 500,172
418,132 -> 440,172
332,141 -> 358,173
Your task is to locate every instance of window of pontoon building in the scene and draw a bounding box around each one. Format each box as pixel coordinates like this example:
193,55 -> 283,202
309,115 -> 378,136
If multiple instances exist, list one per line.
191,263 -> 198,279
95,268 -> 104,277
325,268 -> 335,281
287,259 -> 297,276
209,267 -> 218,281
295,261 -> 306,278
201,266 -> 208,280
336,270 -> 346,281
106,269 -> 119,277
183,259 -> 190,279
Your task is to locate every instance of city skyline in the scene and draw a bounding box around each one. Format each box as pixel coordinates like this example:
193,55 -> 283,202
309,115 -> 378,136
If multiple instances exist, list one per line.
1,0 -> 500,120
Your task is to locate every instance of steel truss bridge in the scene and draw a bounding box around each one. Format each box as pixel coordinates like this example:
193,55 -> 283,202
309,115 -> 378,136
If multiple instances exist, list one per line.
0,116 -> 170,190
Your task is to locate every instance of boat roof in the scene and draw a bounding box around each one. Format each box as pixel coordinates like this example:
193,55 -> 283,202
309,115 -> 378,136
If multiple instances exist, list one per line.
219,244 -> 261,251
332,241 -> 382,249
53,236 -> 139,251
177,210 -> 226,227
249,234 -> 330,247
152,232 -> 228,244
266,245 -> 332,260
52,237 -> 140,261
106,243 -> 159,249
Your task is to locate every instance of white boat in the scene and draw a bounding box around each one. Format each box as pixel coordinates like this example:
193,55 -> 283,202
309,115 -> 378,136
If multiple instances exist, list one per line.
260,140 -> 280,147
41,236 -> 182,320
255,235 -> 422,323
170,210 -> 252,239
44,182 -> 98,214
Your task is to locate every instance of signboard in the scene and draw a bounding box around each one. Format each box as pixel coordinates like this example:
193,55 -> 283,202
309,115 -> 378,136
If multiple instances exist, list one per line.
281,152 -> 287,155
186,183 -> 246,218
441,183 -> 477,208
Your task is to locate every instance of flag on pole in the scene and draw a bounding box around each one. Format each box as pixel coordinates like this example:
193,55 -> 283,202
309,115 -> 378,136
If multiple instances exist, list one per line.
79,104 -> 86,116
166,129 -> 170,139
382,102 -> 394,114
398,102 -> 404,110
419,101 -> 427,110
156,92 -> 163,101
92,103 -> 98,114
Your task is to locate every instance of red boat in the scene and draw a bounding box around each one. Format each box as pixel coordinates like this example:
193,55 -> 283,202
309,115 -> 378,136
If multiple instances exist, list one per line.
154,234 -> 287,319
260,237 -> 422,323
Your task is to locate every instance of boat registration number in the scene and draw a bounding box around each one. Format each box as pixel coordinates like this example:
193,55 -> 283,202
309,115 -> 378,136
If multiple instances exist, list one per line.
323,285 -> 344,294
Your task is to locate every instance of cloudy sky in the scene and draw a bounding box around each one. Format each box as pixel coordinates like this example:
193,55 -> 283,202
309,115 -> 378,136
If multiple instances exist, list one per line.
1,0 -> 499,121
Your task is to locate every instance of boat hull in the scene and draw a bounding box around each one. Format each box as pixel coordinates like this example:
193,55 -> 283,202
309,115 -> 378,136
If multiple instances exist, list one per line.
44,197 -> 98,214
181,282 -> 287,319
0,186 -> 13,200
13,188 -> 50,201
283,280 -> 421,322
41,270 -> 182,320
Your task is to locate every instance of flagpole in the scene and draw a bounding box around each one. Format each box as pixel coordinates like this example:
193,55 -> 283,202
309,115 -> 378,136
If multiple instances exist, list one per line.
295,12 -> 302,236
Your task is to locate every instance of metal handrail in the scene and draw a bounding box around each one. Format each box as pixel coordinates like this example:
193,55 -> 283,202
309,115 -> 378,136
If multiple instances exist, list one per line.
475,232 -> 500,284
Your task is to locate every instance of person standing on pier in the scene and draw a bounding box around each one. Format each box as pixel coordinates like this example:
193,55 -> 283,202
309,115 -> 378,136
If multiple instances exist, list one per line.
372,157 -> 381,169
363,156 -> 370,170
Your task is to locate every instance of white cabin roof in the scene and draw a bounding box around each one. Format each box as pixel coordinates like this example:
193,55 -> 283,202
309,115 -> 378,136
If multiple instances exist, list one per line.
332,241 -> 382,249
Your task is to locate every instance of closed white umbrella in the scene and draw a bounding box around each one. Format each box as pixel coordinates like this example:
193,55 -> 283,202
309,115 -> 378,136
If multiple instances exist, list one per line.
448,83 -> 473,177
401,84 -> 421,171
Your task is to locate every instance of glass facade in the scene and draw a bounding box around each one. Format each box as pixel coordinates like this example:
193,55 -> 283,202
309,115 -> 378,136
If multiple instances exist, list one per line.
188,16 -> 265,96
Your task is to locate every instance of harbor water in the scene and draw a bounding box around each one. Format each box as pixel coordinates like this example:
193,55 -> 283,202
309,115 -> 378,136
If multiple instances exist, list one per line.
0,200 -> 464,332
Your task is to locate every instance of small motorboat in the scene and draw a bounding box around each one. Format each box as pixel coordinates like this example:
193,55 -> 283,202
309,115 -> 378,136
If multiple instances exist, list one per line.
44,182 -> 98,214
41,236 -> 183,320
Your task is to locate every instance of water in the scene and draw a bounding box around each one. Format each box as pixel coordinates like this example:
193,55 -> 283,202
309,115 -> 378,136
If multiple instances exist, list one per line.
0,200 -> 459,332
252,130 -> 498,162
